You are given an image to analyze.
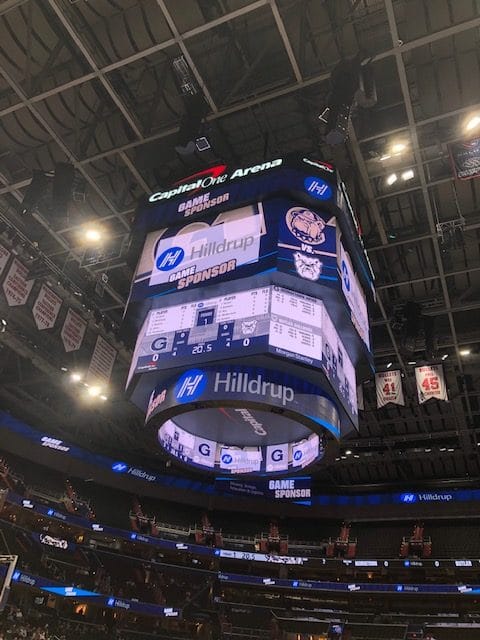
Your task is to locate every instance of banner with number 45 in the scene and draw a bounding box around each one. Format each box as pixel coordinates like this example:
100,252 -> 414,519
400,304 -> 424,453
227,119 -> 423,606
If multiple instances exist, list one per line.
375,370 -> 404,408
415,364 -> 449,404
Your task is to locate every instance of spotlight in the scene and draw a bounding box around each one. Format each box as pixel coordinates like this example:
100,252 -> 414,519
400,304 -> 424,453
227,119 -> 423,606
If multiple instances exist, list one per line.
386,362 -> 393,369
100,394 -> 108,401
379,154 -> 391,162
87,386 -> 101,397
345,450 -> 352,455
391,142 -> 407,154
386,173 -> 398,186
465,115 -> 480,132
407,361 -> 416,365
460,349 -> 471,356
401,169 -> 414,181
84,228 -> 102,243
70,372 -> 82,383
441,354 -> 448,361
0,318 -> 6,333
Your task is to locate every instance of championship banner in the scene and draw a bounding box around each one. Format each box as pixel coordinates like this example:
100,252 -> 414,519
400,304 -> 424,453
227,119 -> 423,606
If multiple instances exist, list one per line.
86,335 -> 117,386
450,138 -> 480,180
2,258 -> 34,306
32,284 -> 62,330
0,243 -> 10,277
375,370 -> 404,408
61,308 -> 87,352
415,364 -> 449,404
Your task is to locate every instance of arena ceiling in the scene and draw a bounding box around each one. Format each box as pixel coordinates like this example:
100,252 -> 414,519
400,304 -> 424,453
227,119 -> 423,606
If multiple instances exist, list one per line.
0,0 -> 480,488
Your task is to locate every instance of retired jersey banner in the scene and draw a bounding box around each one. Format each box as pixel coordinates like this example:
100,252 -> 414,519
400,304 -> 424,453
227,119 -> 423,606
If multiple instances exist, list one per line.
0,243 -> 10,277
415,364 -> 448,404
450,138 -> 480,180
32,284 -> 62,330
61,308 -> 87,352
2,258 -> 34,306
86,335 -> 117,386
375,370 -> 404,408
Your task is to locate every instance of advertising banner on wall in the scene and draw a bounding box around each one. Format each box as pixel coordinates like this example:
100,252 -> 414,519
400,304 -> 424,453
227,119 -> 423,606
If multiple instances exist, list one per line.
61,308 -> 88,352
32,284 -> 62,330
375,370 -> 405,408
0,243 -> 10,277
450,138 -> 480,180
2,258 -> 34,306
415,364 -> 449,404
87,335 -> 117,386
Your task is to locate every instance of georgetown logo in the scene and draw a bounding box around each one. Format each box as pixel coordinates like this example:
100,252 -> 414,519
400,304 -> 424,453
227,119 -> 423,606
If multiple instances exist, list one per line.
286,207 -> 325,245
293,252 -> 322,281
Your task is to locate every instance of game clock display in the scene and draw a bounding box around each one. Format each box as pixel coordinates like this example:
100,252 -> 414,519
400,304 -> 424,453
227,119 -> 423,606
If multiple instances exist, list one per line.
129,287 -> 271,379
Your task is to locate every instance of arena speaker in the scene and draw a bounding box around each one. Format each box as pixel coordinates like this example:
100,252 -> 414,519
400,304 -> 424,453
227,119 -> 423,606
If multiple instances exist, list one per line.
402,301 -> 422,354
21,171 -> 48,215
52,162 -> 75,216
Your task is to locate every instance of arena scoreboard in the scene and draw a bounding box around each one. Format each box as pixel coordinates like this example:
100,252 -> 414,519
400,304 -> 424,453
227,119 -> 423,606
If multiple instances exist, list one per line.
124,154 -> 374,476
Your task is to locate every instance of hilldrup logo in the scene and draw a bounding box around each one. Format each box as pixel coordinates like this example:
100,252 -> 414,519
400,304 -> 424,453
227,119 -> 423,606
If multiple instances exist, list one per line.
155,247 -> 184,271
112,461 -> 128,473
175,369 -> 207,403
293,450 -> 303,461
304,176 -> 332,200
400,492 -> 454,503
221,453 -> 233,465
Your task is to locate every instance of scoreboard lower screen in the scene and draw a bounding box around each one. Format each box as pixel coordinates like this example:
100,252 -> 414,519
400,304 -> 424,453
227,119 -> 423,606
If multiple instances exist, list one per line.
129,284 -> 358,425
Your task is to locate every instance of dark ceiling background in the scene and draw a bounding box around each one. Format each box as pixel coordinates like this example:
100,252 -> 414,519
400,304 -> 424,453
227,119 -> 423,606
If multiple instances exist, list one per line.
0,0 -> 480,488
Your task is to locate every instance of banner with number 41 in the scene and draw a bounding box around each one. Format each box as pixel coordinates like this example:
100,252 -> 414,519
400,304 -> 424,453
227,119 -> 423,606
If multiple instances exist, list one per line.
375,370 -> 405,408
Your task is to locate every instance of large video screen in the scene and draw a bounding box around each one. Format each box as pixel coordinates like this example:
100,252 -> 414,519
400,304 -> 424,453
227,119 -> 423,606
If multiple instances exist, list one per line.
338,239 -> 370,351
268,287 -> 357,424
158,419 -> 322,474
129,203 -> 272,302
129,284 -> 357,426
127,286 -> 271,385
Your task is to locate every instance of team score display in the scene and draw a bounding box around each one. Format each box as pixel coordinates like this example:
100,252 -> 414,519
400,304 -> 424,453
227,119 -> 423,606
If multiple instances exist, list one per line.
131,287 -> 271,374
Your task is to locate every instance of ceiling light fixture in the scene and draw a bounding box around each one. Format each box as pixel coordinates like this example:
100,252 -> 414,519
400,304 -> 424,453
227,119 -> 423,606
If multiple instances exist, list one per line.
87,386 -> 101,397
345,450 -> 352,455
391,142 -> 407,154
465,115 -> 480,131
407,361 -> 416,365
70,372 -> 82,383
379,154 -> 391,162
441,354 -> 448,360
84,228 -> 102,243
386,362 -> 393,369
401,169 -> 414,181
459,349 -> 471,356
386,173 -> 398,186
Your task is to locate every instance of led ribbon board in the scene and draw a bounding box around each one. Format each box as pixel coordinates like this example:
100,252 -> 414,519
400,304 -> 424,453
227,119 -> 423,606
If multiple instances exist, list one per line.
145,365 -> 338,475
